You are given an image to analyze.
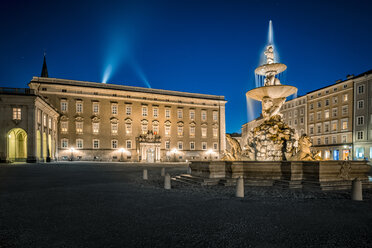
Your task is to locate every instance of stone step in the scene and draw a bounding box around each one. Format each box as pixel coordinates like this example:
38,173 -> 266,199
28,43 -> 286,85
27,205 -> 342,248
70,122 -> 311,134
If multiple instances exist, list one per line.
173,174 -> 220,186
171,177 -> 197,185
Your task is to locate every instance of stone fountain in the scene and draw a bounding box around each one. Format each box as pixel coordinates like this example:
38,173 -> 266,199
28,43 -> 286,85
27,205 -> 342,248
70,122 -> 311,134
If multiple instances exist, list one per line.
176,22 -> 372,190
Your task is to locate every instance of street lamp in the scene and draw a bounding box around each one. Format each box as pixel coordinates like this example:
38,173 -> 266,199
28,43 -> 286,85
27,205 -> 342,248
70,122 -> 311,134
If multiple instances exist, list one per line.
70,147 -> 75,161
171,148 -> 178,162
119,148 -> 126,162
206,149 -> 214,161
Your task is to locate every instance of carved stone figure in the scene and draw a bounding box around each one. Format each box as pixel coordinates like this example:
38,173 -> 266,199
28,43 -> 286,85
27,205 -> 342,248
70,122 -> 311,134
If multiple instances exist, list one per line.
262,96 -> 285,120
264,45 -> 274,64
289,134 -> 321,161
222,134 -> 243,161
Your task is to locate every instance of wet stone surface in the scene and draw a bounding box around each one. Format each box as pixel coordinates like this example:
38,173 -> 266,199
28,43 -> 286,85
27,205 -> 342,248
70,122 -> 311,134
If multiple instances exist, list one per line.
0,162 -> 371,248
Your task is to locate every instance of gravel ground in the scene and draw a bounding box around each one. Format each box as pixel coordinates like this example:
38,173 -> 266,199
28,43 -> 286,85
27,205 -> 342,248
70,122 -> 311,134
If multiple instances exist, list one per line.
0,162 -> 371,248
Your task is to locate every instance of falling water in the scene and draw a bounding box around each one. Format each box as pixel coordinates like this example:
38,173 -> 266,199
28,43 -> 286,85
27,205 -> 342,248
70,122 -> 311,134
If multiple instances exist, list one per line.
268,20 -> 273,45
246,95 -> 255,122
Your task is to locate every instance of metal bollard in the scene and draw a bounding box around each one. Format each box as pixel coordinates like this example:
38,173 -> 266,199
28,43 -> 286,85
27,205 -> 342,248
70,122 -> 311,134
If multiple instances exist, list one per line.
164,173 -> 171,189
351,178 -> 362,201
236,176 -> 244,198
143,169 -> 148,180
161,167 -> 165,177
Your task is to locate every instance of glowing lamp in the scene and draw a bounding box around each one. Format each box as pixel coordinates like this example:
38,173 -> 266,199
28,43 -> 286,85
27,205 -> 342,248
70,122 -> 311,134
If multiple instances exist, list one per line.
119,148 -> 125,153
171,148 -> 178,154
70,147 -> 75,152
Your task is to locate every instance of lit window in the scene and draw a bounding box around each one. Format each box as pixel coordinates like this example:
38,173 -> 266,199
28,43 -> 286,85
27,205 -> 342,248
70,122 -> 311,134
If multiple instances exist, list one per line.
12,108 -> 21,120
111,104 -> 118,115
93,139 -> 99,149
178,141 -> 183,150
343,94 -> 348,101
48,118 -> 52,129
165,108 -> 171,118
141,124 -> 148,134
165,126 -> 171,137
142,106 -> 148,117
177,126 -> 183,136
76,139 -> 83,149
61,121 -> 68,132
76,122 -> 83,134
153,125 -> 159,134
213,111 -> 218,121
61,101 -> 68,112
356,147 -> 364,159
190,142 -> 195,150
93,102 -> 99,114
331,121 -> 337,132
324,110 -> 329,119
76,102 -> 83,113
165,141 -> 170,150
126,140 -> 132,149
111,123 -> 118,134
37,110 -> 41,123
153,108 -> 158,118
177,109 -> 183,119
93,122 -> 100,134
126,105 -> 132,115
190,126 -> 195,136
342,120 -> 348,130
112,140 -> 118,149
201,110 -> 207,121
61,139 -> 68,148
213,128 -> 218,137
43,114 -> 47,126
126,124 -> 132,134
189,110 -> 195,120
202,142 -> 207,150
201,127 -> 207,137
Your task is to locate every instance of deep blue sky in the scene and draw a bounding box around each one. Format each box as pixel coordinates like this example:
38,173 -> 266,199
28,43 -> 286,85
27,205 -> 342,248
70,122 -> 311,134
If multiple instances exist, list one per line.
1,0 -> 372,133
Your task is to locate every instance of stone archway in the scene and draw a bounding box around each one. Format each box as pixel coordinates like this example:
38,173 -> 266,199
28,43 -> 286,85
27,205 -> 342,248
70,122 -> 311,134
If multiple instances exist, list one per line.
7,128 -> 27,162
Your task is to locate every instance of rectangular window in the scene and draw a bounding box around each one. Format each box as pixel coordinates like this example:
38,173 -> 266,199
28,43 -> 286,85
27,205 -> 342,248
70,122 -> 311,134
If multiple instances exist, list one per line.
300,109 -> 304,115
76,102 -> 83,113
126,140 -> 132,149
201,127 -> 207,137
165,126 -> 171,137
317,112 -> 321,120
332,96 -> 338,104
342,106 -> 348,115
37,110 -> 41,123
153,107 -> 158,118
325,137 -> 329,145
190,142 -> 195,150
142,106 -> 148,117
213,128 -> 218,137
61,121 -> 68,132
213,111 -> 218,121
201,110 -> 207,121
126,124 -> 132,134
111,123 -> 118,134
309,113 -> 314,122
61,138 -> 68,148
76,122 -> 83,134
325,99 -> 329,106
12,107 -> 21,120
357,100 -> 364,109
332,136 -> 336,144
189,110 -> 195,120
357,131 -> 364,140
177,109 -> 183,119
165,108 -> 171,118
324,110 -> 329,119
43,114 -> 47,126
331,121 -> 337,132
343,94 -> 348,101
357,116 -> 364,126
356,147 -> 365,159
324,123 -> 329,132
177,126 -> 183,136
332,108 -> 337,117
76,139 -> 83,149
93,102 -> 99,114
342,135 -> 347,143
342,120 -> 348,130
153,125 -> 159,134
317,138 -> 321,145
310,103 -> 314,110
190,126 -> 195,136
111,140 -> 118,149
300,117 -> 304,124
111,104 -> 118,115
317,101 -> 321,108
294,110 -> 298,118
358,84 -> 364,94
165,141 -> 170,150
213,143 -> 218,150
93,139 -> 99,149
202,142 -> 207,150
61,101 -> 68,112
48,118 -> 52,129
141,124 -> 148,134
309,126 -> 314,135
126,105 -> 132,115
317,124 -> 321,134
93,122 -> 100,134
178,141 -> 183,150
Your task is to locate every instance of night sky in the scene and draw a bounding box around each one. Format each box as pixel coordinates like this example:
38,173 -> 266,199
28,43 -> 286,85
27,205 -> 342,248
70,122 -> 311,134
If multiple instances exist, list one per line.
1,0 -> 371,133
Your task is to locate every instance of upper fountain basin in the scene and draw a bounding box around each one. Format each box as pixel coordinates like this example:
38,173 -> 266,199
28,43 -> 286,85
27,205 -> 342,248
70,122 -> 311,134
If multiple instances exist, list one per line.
254,63 -> 287,76
246,85 -> 297,101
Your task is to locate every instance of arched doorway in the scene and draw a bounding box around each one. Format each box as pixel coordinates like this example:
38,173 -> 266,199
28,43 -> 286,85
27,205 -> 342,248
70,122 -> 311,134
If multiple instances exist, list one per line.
7,128 -> 27,162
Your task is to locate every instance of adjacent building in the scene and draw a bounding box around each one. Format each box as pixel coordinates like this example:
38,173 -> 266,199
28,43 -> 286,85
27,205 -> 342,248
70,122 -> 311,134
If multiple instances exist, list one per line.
282,95 -> 307,137
28,76 -> 226,162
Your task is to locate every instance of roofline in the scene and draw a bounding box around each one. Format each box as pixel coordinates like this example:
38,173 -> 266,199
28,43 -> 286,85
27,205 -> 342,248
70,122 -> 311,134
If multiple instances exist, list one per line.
29,77 -> 226,102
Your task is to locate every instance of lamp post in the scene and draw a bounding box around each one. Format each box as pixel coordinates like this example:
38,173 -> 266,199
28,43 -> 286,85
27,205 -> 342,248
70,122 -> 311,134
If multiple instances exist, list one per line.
70,147 -> 75,161
119,148 -> 125,162
171,148 -> 178,162
206,149 -> 214,161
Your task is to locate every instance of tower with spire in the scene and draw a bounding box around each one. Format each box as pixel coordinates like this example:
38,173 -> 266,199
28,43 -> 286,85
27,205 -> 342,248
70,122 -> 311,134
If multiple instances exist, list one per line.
41,53 -> 49,78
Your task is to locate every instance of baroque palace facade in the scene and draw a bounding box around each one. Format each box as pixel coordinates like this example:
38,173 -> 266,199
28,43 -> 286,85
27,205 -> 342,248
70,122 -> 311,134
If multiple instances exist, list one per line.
243,69 -> 372,160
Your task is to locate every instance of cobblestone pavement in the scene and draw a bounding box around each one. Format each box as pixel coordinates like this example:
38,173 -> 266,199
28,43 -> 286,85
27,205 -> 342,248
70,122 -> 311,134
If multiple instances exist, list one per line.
0,162 -> 371,248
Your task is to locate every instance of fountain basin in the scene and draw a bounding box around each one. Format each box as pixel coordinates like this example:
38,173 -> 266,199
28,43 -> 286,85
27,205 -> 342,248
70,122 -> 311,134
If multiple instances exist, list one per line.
246,85 -> 297,101
255,63 -> 287,75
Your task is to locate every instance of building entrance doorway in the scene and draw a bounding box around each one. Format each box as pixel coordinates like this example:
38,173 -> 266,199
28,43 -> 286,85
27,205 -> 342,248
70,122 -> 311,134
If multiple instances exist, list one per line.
147,148 -> 155,163
7,128 -> 27,162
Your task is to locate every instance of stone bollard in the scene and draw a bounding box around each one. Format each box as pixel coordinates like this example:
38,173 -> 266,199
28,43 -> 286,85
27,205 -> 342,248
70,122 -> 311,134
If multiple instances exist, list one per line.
236,176 -> 244,198
187,166 -> 192,175
161,167 -> 165,177
351,178 -> 363,201
143,169 -> 148,180
164,173 -> 171,189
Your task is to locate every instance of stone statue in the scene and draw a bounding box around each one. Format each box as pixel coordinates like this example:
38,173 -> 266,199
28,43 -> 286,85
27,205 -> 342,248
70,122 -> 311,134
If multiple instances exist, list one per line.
264,45 -> 274,64
289,134 -> 322,161
262,96 -> 285,120
264,71 -> 281,86
222,134 -> 243,161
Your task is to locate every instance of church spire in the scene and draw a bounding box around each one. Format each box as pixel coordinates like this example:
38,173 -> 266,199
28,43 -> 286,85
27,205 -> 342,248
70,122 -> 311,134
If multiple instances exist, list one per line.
41,52 -> 49,78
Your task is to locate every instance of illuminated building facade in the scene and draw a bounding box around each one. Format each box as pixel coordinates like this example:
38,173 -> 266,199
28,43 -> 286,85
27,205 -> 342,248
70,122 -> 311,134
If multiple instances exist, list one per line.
28,77 -> 226,162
